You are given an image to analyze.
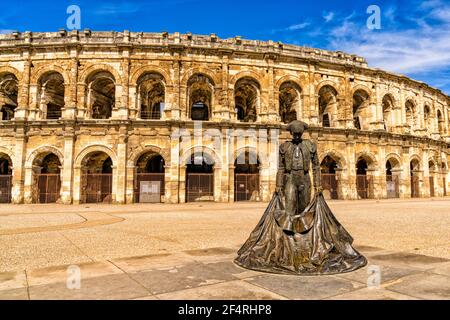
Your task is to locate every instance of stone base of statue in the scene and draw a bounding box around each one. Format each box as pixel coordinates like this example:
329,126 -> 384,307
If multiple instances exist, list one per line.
234,192 -> 367,275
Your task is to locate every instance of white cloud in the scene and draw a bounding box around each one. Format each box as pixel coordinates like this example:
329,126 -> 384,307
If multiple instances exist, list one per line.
0,29 -> 15,34
323,11 -> 335,23
286,22 -> 310,31
94,3 -> 140,15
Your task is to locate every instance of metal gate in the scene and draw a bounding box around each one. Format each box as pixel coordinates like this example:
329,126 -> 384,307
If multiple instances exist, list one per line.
356,175 -> 370,199
82,173 -> 112,203
429,176 -> 435,197
186,173 -> 214,202
36,174 -> 61,203
134,173 -> 164,203
0,175 -> 12,203
321,173 -> 338,199
411,175 -> 420,198
386,175 -> 400,198
235,173 -> 259,201
444,178 -> 447,196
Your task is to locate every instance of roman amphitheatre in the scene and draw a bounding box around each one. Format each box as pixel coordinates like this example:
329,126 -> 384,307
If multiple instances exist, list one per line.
0,30 -> 448,205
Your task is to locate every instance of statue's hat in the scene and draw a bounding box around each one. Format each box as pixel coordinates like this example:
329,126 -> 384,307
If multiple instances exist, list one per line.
287,120 -> 309,134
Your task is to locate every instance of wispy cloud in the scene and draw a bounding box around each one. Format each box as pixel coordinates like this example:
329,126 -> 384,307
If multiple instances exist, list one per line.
271,22 -> 310,34
323,11 -> 335,23
94,3 -> 141,15
0,29 -> 15,34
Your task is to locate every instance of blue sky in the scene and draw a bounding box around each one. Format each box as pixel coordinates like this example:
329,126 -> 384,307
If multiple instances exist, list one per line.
1,0 -> 449,94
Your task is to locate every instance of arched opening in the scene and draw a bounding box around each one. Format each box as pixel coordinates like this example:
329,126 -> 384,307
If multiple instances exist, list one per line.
386,158 -> 400,198
279,81 -> 300,124
137,73 -> 165,120
352,89 -> 370,130
38,72 -> 65,120
234,151 -> 260,201
234,77 -> 259,122
424,105 -> 431,134
437,110 -> 445,136
0,73 -> 18,121
318,85 -> 337,127
382,94 -> 395,132
429,160 -> 437,197
134,153 -> 165,203
188,74 -> 213,121
0,153 -> 12,203
81,151 -> 113,203
32,153 -> 61,203
320,155 -> 339,200
356,157 -> 373,199
410,159 -> 420,198
405,100 -> 416,132
86,71 -> 115,119
186,152 -> 214,202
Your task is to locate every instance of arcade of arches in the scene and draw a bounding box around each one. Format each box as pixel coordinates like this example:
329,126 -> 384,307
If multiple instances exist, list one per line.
0,31 -> 449,204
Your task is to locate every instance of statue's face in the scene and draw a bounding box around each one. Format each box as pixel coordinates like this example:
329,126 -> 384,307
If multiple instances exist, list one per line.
292,130 -> 303,143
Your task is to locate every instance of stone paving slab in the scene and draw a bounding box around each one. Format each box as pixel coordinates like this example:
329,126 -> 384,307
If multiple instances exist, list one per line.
155,280 -> 289,300
383,273 -> 450,300
28,274 -> 150,300
328,287 -> 419,300
27,261 -> 123,286
369,252 -> 449,270
245,274 -> 364,300
0,287 -> 29,300
0,271 -> 27,290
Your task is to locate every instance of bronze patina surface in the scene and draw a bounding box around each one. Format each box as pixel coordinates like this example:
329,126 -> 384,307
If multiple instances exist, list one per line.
235,121 -> 367,275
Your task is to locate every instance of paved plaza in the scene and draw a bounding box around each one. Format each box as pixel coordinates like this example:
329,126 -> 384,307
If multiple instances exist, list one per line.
0,198 -> 449,300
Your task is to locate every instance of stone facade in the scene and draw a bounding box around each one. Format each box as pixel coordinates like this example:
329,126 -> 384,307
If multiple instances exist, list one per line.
0,30 -> 449,204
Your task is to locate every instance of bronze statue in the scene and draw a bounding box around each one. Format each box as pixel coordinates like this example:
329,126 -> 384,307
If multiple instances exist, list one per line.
235,120 -> 367,275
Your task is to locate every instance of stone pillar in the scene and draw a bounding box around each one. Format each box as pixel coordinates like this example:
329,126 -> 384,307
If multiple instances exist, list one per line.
213,167 -> 222,202
228,165 -> 235,202
125,164 -> 135,204
179,166 -> 186,203
62,53 -> 78,120
335,168 -> 346,200
15,54 -> 31,120
115,127 -> 128,204
171,58 -> 181,120
11,128 -> 27,204
221,55 -> 231,121
23,164 -> 34,204
378,144 -> 387,198
73,165 -> 82,204
60,128 -> 75,204
168,125 -> 181,203
345,136 -> 357,199
401,147 -> 411,198
116,54 -> 130,120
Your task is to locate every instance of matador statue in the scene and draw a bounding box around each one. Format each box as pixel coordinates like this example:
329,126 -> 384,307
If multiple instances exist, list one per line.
235,120 -> 367,275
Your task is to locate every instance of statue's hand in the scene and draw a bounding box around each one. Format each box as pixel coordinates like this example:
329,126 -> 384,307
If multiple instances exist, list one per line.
315,186 -> 323,194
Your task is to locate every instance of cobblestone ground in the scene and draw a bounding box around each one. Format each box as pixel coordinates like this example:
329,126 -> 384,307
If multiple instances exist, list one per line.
0,198 -> 449,300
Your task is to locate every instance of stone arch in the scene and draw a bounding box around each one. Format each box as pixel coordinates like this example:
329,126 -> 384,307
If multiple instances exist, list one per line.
79,64 -> 122,85
319,150 -> 347,169
409,155 -> 422,170
278,80 -> 302,123
385,153 -> 402,169
355,150 -> 378,169
0,147 -> 14,160
351,84 -> 373,101
230,70 -> 264,89
25,146 -> 64,168
74,145 -> 117,168
234,76 -> 261,122
130,66 -> 172,87
31,65 -> 70,85
0,66 -> 22,82
181,67 -> 219,87
181,146 -> 222,168
128,145 -> 170,167
315,80 -> 341,96
234,146 -> 266,167
275,75 -> 303,92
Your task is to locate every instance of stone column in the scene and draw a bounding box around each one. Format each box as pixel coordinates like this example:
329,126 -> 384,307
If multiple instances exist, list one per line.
378,144 -> 387,198
23,164 -> 34,204
115,127 -> 128,204
72,165 -> 82,204
15,53 -> 31,120
125,164 -> 135,204
171,58 -> 181,120
228,164 -> 235,202
213,166 -> 222,202
168,125 -> 181,203
60,127 -> 75,204
345,135 -> 357,199
62,52 -> 78,120
11,128 -> 27,204
401,147 -> 411,198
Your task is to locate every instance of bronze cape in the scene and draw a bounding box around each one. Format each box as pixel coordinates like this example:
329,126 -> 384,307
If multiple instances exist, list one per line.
234,192 -> 367,275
